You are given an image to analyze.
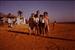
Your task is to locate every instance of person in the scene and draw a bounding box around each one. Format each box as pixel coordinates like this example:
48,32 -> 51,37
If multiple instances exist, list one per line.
7,13 -> 13,28
8,18 -> 12,28
32,10 -> 40,35
39,15 -> 45,35
7,17 -> 13,31
36,10 -> 40,17
43,12 -> 49,35
52,21 -> 56,30
33,14 -> 39,35
29,13 -> 35,34
16,17 -> 21,25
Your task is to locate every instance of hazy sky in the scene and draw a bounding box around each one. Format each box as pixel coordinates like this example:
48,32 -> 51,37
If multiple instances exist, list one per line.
0,1 -> 75,22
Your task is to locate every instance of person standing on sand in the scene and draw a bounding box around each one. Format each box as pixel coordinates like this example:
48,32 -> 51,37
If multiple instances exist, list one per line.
29,13 -> 35,34
8,17 -> 13,31
33,14 -> 39,35
43,12 -> 49,35
39,15 -> 45,35
52,21 -> 56,30
7,13 -> 13,28
32,10 -> 40,35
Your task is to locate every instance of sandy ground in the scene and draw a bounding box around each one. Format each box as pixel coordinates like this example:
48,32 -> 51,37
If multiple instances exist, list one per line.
0,23 -> 75,50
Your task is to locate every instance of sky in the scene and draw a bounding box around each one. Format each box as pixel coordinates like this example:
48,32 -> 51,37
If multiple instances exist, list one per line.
0,1 -> 75,22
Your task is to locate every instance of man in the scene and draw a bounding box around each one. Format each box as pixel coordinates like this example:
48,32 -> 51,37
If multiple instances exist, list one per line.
7,13 -> 13,28
53,21 -> 56,30
29,13 -> 35,34
33,14 -> 39,35
32,10 -> 40,35
8,18 -> 12,27
39,15 -> 45,35
43,12 -> 49,35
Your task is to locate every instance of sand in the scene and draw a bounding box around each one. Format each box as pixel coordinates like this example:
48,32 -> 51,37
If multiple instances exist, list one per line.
0,23 -> 75,50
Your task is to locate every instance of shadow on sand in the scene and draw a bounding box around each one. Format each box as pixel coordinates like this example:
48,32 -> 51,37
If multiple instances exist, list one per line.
9,30 -> 75,42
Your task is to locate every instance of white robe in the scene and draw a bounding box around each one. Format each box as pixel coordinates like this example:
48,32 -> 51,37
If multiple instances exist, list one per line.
8,18 -> 12,24
16,17 -> 21,25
